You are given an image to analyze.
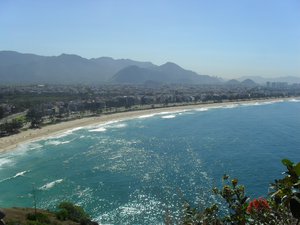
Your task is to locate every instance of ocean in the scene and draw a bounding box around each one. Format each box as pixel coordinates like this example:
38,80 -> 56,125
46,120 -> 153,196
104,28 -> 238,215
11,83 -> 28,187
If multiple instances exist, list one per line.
0,99 -> 300,224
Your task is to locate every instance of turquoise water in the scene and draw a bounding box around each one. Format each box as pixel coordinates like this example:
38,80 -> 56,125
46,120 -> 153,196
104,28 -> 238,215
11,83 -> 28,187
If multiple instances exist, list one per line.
0,99 -> 300,224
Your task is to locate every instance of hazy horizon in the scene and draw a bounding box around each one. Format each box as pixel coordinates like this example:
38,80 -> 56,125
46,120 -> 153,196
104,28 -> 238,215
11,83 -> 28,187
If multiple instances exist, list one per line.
1,0 -> 299,78
2,49 -> 300,81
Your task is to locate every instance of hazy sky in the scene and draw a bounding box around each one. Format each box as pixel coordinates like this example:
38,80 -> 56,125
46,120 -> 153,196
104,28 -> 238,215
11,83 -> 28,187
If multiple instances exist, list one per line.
1,0 -> 299,78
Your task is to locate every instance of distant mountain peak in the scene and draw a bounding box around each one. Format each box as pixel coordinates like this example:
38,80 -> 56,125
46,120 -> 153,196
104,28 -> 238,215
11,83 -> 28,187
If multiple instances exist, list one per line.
237,76 -> 300,84
58,53 -> 84,59
111,60 -> 222,84
160,62 -> 182,69
0,50 -> 221,85
241,79 -> 258,86
162,61 -> 177,66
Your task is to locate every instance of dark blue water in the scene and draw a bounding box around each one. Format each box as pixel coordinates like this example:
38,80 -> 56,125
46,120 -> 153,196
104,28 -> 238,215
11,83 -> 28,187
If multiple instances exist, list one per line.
0,100 -> 299,224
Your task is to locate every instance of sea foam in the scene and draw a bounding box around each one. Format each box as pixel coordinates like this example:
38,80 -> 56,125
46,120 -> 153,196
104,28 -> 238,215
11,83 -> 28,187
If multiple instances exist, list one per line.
39,179 -> 63,190
223,104 -> 239,109
0,158 -> 13,168
138,114 -> 155,118
88,121 -> 127,132
89,127 -> 107,132
13,170 -> 29,178
47,127 -> 84,140
194,107 -> 209,111
45,140 -> 72,146
138,110 -> 186,119
109,123 -> 127,128
240,100 -> 284,107
161,115 -> 176,119
0,170 -> 29,183
289,98 -> 300,102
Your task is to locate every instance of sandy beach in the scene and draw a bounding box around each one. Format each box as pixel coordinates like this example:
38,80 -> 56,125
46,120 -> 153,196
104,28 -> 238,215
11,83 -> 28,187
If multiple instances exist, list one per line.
0,97 -> 297,153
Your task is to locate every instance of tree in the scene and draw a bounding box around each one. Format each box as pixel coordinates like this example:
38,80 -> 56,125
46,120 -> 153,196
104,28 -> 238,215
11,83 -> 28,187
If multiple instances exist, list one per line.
56,202 -> 89,223
26,108 -> 43,128
0,118 -> 24,136
0,106 -> 4,119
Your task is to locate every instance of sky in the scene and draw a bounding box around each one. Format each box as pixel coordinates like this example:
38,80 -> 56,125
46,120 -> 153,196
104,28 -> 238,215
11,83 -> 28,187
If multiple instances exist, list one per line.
0,0 -> 299,78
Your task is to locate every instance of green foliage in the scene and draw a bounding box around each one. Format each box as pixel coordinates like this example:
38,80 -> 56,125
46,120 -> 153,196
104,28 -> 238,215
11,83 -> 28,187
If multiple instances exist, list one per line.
55,201 -> 89,223
182,202 -> 220,225
0,106 -> 4,119
3,93 -> 76,110
15,115 -> 27,124
216,176 -> 248,224
270,159 -> 300,204
269,159 -> 300,223
55,208 -> 68,221
0,117 -> 25,136
183,159 -> 300,224
26,108 -> 43,128
26,212 -> 50,224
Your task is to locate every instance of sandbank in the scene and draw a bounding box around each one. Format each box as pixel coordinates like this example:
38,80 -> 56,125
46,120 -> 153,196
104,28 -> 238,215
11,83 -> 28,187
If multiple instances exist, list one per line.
0,97 -> 298,153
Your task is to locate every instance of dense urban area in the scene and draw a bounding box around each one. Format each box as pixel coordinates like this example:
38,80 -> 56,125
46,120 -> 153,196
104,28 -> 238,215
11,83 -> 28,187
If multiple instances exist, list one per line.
1,81 -> 300,137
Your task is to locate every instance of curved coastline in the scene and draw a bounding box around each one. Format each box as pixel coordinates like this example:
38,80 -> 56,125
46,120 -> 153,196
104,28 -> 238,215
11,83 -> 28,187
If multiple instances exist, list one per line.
0,97 -> 298,153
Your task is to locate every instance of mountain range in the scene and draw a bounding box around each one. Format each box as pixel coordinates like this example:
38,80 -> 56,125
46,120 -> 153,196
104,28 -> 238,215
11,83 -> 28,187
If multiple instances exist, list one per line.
236,76 -> 300,84
0,51 -> 220,85
225,79 -> 258,87
0,51 -> 298,85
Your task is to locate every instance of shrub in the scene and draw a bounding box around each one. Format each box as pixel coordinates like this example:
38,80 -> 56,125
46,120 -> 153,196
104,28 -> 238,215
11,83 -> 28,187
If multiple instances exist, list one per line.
26,212 -> 50,223
182,159 -> 300,224
56,201 -> 89,222
55,208 -> 68,221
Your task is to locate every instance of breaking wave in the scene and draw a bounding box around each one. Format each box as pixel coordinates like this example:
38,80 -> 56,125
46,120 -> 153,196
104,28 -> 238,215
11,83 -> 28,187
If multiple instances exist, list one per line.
240,100 -> 283,107
289,98 -> 300,102
138,114 -> 155,118
39,179 -> 63,190
88,122 -> 127,132
13,170 -> 29,178
161,115 -> 176,119
89,127 -> 107,132
223,104 -> 239,109
45,140 -> 72,146
47,127 -> 84,139
0,170 -> 29,183
194,107 -> 209,111
0,158 -> 13,168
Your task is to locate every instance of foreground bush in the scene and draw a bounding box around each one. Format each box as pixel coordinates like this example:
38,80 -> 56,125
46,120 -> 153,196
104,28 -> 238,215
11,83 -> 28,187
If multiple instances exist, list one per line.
55,201 -> 98,225
26,212 -> 50,224
182,159 -> 300,224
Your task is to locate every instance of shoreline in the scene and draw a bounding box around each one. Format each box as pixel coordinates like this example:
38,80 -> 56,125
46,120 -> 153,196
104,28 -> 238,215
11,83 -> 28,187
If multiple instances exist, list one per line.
0,97 -> 298,153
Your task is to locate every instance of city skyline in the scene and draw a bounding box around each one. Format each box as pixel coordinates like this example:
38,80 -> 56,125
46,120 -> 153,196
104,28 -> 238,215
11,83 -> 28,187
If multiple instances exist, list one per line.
1,0 -> 299,78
